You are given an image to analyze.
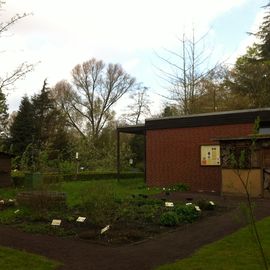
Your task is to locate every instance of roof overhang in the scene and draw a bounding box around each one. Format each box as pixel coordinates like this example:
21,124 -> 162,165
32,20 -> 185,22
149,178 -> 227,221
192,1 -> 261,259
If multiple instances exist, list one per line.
117,108 -> 270,134
146,108 -> 270,130
117,124 -> 145,135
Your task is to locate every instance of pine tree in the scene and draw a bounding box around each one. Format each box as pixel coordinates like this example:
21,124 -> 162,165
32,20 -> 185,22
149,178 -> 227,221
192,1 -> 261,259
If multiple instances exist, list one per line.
257,3 -> 270,60
9,96 -> 34,156
31,79 -> 55,149
0,89 -> 8,136
0,89 -> 9,150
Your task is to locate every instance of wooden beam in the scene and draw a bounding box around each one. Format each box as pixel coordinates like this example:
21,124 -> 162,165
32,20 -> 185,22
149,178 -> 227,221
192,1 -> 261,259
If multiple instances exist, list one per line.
117,130 -> 120,182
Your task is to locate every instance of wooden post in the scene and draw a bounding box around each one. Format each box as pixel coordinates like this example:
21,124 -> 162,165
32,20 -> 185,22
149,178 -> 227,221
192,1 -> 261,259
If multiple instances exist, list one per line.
143,130 -> 146,183
117,130 -> 120,182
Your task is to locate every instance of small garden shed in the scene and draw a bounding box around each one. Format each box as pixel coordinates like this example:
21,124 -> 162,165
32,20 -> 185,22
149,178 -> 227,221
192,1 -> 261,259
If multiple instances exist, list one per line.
218,135 -> 270,197
0,152 -> 13,187
117,108 -> 270,195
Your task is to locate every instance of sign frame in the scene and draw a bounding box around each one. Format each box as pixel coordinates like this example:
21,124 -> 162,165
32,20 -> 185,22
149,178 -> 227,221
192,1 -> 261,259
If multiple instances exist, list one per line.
200,144 -> 221,166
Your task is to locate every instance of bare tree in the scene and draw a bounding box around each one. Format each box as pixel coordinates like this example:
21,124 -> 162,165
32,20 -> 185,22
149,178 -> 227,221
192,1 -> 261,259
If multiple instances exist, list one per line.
121,85 -> 152,125
157,29 -> 220,115
0,2 -> 33,144
0,2 -> 34,92
53,58 -> 136,140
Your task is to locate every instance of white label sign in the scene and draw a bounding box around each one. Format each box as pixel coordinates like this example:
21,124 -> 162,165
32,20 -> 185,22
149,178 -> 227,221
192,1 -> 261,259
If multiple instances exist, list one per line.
101,225 -> 110,234
165,202 -> 174,207
51,219 -> 61,226
76,216 -> 86,223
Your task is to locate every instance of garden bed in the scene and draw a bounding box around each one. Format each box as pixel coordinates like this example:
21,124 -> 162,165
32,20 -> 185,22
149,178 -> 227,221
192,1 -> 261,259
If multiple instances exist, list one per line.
0,193 -> 230,246
0,196 -> 269,270
0,179 -> 236,246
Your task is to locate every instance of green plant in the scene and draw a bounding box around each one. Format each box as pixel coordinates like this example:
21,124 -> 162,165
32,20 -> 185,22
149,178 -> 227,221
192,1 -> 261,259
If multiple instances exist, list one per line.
174,204 -> 200,223
156,216 -> 270,270
228,117 -> 268,270
16,191 -> 67,213
197,200 -> 216,211
0,245 -> 60,270
160,211 -> 179,226
0,208 -> 19,224
172,183 -> 190,191
80,184 -> 120,226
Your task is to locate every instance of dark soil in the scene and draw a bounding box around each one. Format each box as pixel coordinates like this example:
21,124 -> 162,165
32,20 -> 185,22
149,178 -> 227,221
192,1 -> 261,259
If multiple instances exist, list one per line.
0,192 -> 269,270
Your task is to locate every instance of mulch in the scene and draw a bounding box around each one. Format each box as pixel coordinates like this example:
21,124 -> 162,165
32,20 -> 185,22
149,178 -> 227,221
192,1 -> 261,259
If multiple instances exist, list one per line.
0,192 -> 269,270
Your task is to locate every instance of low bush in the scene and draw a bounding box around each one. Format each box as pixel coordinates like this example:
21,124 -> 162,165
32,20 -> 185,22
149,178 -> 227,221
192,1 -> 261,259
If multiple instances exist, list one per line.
174,204 -> 200,223
16,191 -> 67,212
172,183 -> 190,191
62,171 -> 144,182
160,211 -> 179,226
12,171 -> 144,186
197,200 -> 216,211
80,184 -> 120,226
119,198 -> 162,224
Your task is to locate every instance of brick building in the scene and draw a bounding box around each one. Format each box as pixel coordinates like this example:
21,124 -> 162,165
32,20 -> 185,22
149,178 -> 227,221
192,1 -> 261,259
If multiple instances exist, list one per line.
117,108 -> 270,194
0,152 -> 13,187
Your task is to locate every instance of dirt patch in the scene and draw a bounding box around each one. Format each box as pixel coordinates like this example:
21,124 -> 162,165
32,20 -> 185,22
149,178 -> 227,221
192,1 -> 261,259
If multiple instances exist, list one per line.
0,193 -> 269,270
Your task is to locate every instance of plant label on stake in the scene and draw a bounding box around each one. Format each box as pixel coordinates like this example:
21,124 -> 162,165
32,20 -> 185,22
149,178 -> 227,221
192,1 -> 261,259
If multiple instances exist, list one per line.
51,219 -> 61,226
76,216 -> 86,223
101,225 -> 110,234
165,202 -> 174,207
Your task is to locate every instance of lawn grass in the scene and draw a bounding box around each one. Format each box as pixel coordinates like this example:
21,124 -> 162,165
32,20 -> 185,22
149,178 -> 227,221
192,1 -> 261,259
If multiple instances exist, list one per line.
56,178 -> 159,207
0,178 -> 158,207
0,187 -> 20,199
0,245 -> 60,270
156,216 -> 270,270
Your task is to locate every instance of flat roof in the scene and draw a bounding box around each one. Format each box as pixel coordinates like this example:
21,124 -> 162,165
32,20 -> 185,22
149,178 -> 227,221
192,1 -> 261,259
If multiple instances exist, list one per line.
117,124 -> 145,135
117,108 -> 270,133
148,108 -> 270,122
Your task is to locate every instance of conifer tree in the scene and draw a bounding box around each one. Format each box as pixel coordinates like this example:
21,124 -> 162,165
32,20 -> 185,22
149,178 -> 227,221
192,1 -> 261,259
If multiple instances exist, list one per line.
9,96 -> 34,156
257,3 -> 270,60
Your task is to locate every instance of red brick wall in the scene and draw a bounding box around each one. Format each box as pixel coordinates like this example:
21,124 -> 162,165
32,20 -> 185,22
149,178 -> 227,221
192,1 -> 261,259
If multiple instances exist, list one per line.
0,156 -> 12,187
146,123 -> 253,192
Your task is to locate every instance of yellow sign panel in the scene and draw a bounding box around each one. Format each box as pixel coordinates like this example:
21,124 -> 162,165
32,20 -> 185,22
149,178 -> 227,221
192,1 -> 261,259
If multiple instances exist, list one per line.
201,145 -> 220,166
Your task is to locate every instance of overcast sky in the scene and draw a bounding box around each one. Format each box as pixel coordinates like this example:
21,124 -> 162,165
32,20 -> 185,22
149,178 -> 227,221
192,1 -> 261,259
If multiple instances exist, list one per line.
0,0 -> 267,116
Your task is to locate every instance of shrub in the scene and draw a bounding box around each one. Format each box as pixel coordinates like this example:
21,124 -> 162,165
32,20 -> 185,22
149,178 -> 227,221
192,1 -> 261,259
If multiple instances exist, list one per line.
118,197 -> 162,224
160,211 -> 179,226
12,171 -> 144,186
11,171 -> 25,187
171,183 -> 189,191
16,191 -> 67,212
174,204 -> 200,223
80,184 -> 120,226
63,171 -> 144,181
197,200 -> 216,211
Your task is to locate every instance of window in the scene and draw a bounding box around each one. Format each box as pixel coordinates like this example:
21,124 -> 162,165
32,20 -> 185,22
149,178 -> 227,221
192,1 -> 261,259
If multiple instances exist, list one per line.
259,122 -> 270,135
201,145 -> 220,166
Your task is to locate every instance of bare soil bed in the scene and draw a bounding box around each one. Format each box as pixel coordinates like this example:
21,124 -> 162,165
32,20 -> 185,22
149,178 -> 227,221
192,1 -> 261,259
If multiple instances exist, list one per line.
0,192 -> 269,270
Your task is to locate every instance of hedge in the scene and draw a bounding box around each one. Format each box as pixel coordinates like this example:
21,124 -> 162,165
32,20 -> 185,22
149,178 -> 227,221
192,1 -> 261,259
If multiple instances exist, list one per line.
12,171 -> 144,187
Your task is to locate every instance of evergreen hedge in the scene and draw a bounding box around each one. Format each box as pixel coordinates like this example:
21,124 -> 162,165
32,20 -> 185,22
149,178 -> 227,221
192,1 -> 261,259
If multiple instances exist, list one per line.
12,171 -> 144,187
